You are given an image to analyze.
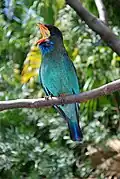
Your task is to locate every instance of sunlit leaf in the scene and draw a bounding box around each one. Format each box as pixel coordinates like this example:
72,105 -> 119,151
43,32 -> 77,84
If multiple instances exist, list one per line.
21,45 -> 41,84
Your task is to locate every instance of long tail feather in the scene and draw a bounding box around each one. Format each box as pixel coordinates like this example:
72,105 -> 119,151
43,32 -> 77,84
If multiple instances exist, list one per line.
67,120 -> 83,141
55,104 -> 83,141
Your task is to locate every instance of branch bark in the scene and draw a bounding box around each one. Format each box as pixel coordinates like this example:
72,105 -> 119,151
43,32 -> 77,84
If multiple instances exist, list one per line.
0,79 -> 120,111
94,0 -> 108,25
66,0 -> 120,56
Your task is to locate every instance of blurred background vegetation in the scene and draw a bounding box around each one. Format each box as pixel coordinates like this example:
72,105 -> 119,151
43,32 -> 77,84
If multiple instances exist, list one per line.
0,0 -> 120,178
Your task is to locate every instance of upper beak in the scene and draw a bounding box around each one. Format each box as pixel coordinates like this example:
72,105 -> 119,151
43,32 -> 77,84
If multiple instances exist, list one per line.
36,23 -> 50,45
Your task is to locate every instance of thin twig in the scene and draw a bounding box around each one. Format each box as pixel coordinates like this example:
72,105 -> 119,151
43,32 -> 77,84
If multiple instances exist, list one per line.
66,0 -> 120,56
0,79 -> 120,111
94,0 -> 108,25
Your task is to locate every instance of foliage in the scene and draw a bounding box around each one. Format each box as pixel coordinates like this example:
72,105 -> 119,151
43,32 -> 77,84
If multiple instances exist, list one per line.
0,0 -> 120,178
83,0 -> 120,26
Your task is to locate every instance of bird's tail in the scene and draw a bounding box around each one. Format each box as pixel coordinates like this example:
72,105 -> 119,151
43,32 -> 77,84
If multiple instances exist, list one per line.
55,104 -> 83,141
67,119 -> 83,141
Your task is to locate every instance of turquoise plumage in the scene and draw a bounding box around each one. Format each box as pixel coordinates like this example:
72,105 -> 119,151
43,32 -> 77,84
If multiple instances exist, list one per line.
37,24 -> 83,141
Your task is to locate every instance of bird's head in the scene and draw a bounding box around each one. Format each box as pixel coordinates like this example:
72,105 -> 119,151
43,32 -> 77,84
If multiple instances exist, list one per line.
36,24 -> 63,55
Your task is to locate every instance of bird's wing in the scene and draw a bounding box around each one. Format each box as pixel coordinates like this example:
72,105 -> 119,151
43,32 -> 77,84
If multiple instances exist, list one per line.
39,68 -> 50,96
39,52 -> 80,96
63,53 -> 80,95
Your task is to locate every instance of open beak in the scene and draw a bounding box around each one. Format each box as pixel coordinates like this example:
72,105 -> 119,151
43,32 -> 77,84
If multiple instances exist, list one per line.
36,23 -> 50,45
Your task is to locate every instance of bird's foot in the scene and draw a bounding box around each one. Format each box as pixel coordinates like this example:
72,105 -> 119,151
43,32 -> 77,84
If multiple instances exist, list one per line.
59,93 -> 66,106
44,95 -> 52,100
45,96 -> 49,100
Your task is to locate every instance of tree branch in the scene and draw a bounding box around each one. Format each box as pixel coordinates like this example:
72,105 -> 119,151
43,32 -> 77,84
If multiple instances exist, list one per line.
0,79 -> 120,111
66,0 -> 120,56
94,0 -> 108,25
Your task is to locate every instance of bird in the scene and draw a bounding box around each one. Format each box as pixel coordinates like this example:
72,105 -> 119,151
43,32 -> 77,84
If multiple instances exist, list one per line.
36,24 -> 83,141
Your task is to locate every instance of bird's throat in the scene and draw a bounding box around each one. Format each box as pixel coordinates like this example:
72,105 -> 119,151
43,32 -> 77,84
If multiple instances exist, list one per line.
39,41 -> 54,56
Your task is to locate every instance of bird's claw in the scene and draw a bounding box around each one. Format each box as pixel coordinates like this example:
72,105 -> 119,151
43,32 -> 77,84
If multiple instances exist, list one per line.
44,95 -> 52,100
59,93 -> 66,106
45,96 -> 49,100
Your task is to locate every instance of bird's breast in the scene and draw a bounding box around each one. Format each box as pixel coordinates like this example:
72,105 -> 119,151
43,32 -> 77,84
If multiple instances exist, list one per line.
40,55 -> 70,95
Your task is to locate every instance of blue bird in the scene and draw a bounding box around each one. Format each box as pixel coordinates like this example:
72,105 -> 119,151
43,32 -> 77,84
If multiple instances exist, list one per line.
37,24 -> 83,141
